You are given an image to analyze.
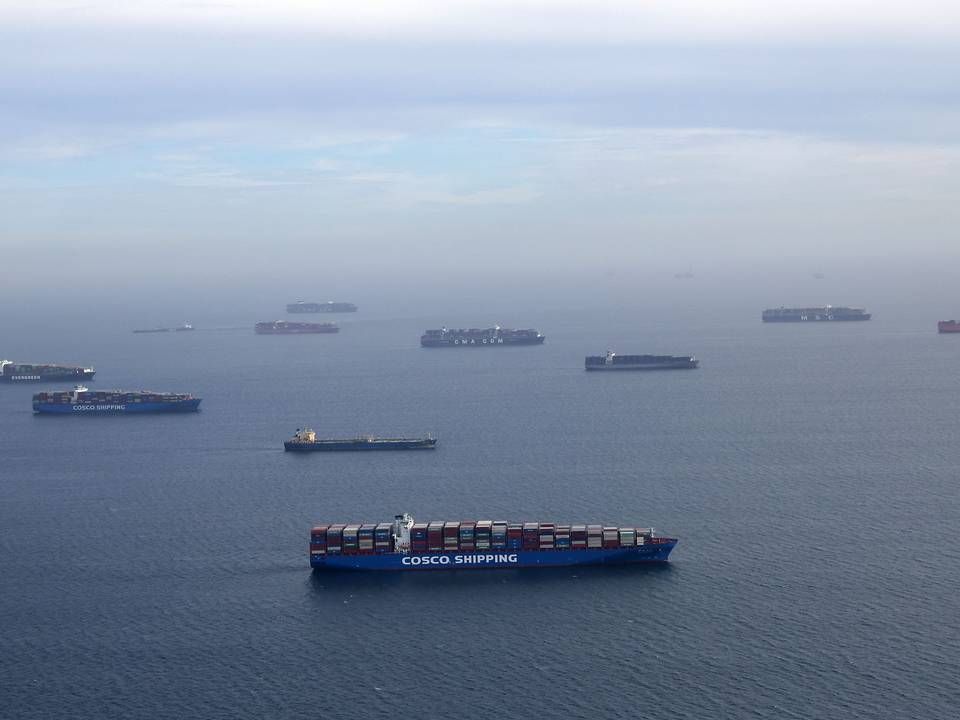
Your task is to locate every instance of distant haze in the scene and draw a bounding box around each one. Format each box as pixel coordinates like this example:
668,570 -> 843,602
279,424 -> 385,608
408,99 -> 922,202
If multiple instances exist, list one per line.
1,1 -> 959,305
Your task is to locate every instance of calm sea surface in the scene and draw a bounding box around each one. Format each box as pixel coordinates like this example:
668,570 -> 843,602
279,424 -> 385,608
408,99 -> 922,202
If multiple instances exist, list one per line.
2,295 -> 959,719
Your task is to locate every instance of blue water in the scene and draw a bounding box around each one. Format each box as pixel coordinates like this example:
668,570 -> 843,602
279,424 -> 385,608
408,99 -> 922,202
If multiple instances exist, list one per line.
2,297 -> 959,719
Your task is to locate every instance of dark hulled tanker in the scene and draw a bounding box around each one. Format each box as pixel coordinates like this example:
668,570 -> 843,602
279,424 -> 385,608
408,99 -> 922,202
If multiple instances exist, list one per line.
310,514 -> 676,571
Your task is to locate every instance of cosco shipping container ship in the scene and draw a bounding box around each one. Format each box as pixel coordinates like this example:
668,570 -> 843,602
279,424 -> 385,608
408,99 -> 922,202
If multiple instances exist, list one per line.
762,306 -> 871,322
1,360 -> 95,383
310,514 -> 676,571
33,386 -> 201,414
420,326 -> 545,347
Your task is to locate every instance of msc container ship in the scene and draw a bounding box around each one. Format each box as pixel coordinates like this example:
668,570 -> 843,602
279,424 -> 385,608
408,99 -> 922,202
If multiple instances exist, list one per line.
586,351 -> 698,371
2,360 -> 95,384
938,320 -> 960,334
287,301 -> 357,313
310,513 -> 676,571
762,306 -> 871,322
33,386 -> 201,414
285,428 -> 436,451
421,326 -> 545,347
255,321 -> 339,335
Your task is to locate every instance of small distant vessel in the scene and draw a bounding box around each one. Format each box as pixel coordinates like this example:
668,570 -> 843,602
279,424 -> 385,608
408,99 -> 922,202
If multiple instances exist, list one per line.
762,306 -> 871,322
1,360 -> 95,383
33,386 -> 201,414
938,320 -> 960,334
133,327 -> 170,334
285,428 -> 436,452
310,513 -> 677,571
255,321 -> 339,335
420,326 -> 545,347
175,323 -> 194,332
287,301 -> 358,313
585,351 -> 698,371
674,265 -> 694,280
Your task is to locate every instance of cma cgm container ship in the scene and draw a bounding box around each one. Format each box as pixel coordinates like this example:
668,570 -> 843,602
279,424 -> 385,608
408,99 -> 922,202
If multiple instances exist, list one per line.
255,321 -> 339,335
287,301 -> 357,313
762,306 -> 871,322
1,360 -> 95,383
585,351 -> 698,371
421,326 -> 545,347
310,514 -> 677,571
33,386 -> 201,414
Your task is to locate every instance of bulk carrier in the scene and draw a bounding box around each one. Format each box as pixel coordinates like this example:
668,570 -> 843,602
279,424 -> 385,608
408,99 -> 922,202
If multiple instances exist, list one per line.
255,321 -> 339,335
285,428 -> 436,451
585,351 -> 698,371
420,327 -> 545,347
310,514 -> 676,571
762,306 -> 871,322
1,360 -> 95,383
33,386 -> 201,414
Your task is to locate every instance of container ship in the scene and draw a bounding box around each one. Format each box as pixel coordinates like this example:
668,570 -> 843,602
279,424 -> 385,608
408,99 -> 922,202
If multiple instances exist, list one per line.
1,360 -> 95,383
33,386 -> 201,414
586,351 -> 698,371
287,301 -> 357,313
938,320 -> 960,334
285,428 -> 436,452
310,513 -> 677,571
762,306 -> 871,322
420,326 -> 545,347
255,321 -> 339,335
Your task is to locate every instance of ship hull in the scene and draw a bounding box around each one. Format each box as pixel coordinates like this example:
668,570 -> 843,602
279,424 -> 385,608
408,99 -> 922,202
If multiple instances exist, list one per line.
286,439 -> 436,451
585,362 -> 697,371
938,322 -> 960,334
421,337 -> 545,347
33,399 -> 201,414
1,370 -> 95,383
311,543 -> 676,571
762,315 -> 871,322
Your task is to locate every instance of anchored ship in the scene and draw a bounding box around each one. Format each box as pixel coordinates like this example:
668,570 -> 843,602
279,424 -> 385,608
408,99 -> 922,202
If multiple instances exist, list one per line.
762,306 -> 871,322
287,301 -> 357,313
133,327 -> 169,334
310,513 -> 677,571
421,326 -> 545,347
285,428 -> 436,452
255,321 -> 339,335
1,360 -> 95,383
586,351 -> 698,371
33,386 -> 201,414
938,320 -> 960,334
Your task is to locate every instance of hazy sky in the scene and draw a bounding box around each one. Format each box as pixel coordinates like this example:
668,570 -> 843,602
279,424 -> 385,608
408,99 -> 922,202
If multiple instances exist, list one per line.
2,1 -> 959,294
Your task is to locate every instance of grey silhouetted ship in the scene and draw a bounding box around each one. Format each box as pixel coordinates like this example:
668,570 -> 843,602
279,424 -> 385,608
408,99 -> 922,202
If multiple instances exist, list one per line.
585,351 -> 699,371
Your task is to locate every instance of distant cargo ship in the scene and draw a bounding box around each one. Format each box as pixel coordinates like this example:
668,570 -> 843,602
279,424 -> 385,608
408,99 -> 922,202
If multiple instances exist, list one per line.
586,351 -> 698,371
310,513 -> 677,571
255,321 -> 339,335
285,428 -> 436,452
33,385 -> 201,414
762,306 -> 871,322
1,360 -> 95,383
133,327 -> 170,334
420,326 -> 545,347
938,320 -> 960,334
287,301 -> 357,313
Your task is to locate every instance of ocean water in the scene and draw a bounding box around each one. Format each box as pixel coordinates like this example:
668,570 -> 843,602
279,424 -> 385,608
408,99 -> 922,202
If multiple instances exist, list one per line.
2,295 -> 959,719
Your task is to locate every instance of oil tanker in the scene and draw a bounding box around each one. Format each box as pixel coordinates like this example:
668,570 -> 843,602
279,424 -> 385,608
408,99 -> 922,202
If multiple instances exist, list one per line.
1,360 -> 95,383
585,351 -> 698,371
285,428 -> 436,451
762,306 -> 871,322
420,326 -> 545,347
287,301 -> 357,313
33,386 -> 201,414
255,321 -> 339,335
310,513 -> 677,571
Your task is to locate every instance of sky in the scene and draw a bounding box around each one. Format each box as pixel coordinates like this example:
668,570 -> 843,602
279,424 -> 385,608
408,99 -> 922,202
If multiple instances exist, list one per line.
1,1 -> 959,299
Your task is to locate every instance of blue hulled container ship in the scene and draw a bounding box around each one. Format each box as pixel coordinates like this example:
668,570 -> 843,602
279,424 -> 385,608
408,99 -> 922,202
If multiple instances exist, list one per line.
310,514 -> 676,571
33,386 -> 201,414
